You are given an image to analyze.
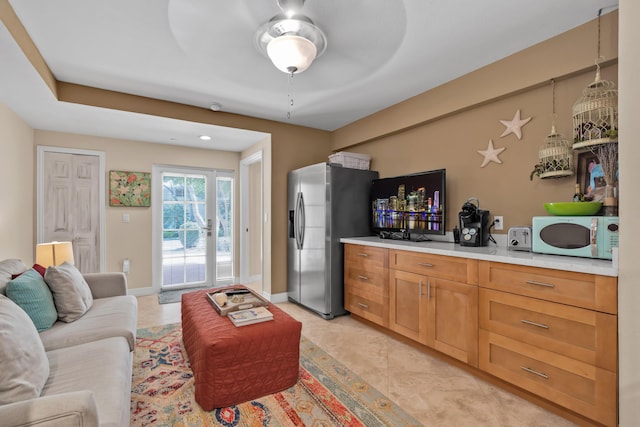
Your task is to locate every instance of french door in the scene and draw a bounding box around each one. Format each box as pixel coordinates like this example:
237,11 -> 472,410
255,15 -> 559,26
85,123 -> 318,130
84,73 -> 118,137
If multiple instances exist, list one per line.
153,165 -> 233,291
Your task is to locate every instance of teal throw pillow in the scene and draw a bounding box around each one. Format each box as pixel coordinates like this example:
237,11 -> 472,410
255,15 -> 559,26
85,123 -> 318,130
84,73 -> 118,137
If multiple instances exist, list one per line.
6,268 -> 58,331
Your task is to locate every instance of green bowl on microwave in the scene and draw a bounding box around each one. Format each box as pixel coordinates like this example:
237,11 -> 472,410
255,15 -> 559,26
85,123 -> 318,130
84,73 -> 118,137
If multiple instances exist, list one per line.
544,201 -> 603,216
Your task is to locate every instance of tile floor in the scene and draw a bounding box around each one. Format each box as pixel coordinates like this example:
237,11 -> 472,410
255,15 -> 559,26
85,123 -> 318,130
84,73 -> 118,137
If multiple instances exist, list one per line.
136,294 -> 577,426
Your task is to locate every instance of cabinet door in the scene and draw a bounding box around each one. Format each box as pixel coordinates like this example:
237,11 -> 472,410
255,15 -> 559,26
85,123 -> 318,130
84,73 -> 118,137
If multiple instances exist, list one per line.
427,277 -> 479,366
344,246 -> 389,326
389,269 -> 427,343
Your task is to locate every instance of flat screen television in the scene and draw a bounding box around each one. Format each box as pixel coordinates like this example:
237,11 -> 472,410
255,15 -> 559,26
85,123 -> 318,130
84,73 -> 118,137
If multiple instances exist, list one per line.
371,169 -> 446,238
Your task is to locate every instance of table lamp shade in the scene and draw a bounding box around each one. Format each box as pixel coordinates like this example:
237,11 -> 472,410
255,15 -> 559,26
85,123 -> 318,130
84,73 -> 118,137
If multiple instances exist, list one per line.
36,242 -> 75,268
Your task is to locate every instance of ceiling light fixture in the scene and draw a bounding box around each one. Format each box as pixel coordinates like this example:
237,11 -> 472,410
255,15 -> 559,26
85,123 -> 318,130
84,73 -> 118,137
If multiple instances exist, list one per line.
199,135 -> 212,141
209,103 -> 222,112
255,1 -> 326,75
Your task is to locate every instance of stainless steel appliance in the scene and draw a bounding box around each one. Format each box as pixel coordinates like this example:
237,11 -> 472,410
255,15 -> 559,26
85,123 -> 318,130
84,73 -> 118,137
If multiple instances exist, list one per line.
288,163 -> 378,319
508,226 -> 532,251
532,216 -> 619,259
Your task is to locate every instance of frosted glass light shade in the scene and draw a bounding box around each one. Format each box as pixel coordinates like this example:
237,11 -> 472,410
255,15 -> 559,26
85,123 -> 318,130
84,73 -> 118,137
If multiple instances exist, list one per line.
36,241 -> 75,267
267,34 -> 317,74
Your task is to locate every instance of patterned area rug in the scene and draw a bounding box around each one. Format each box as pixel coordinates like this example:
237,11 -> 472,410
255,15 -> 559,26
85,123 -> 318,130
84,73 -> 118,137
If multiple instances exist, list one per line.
131,323 -> 422,426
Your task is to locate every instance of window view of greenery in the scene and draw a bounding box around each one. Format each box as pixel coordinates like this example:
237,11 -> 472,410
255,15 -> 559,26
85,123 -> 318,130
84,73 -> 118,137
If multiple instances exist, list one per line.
216,177 -> 233,281
162,174 -> 206,286
161,173 -> 233,287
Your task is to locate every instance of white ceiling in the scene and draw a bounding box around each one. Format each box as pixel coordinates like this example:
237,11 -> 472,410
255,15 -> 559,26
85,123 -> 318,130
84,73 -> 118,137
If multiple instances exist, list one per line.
0,0 -> 617,152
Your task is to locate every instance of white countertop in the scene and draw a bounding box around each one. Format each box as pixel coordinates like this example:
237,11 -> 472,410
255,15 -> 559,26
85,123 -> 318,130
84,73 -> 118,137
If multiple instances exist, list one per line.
340,236 -> 618,277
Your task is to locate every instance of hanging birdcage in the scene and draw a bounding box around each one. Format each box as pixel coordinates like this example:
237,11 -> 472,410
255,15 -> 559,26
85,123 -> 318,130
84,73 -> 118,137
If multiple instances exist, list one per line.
572,65 -> 618,149
537,126 -> 574,179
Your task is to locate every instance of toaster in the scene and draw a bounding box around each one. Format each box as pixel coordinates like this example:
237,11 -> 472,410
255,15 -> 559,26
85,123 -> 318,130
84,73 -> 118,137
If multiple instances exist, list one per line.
508,226 -> 532,251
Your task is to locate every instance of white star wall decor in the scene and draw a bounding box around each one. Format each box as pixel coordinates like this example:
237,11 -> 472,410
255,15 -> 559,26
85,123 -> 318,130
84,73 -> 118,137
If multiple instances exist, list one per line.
478,139 -> 506,168
499,109 -> 532,140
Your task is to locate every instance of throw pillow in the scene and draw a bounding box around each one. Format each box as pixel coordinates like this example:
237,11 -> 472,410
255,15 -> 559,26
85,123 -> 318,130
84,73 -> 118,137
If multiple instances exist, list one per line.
0,295 -> 50,404
45,262 -> 94,322
0,259 -> 27,295
11,263 -> 46,280
6,268 -> 58,331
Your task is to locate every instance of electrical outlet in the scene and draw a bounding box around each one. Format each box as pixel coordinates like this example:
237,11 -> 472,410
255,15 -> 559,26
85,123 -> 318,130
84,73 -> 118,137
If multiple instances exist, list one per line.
494,216 -> 504,231
123,258 -> 130,274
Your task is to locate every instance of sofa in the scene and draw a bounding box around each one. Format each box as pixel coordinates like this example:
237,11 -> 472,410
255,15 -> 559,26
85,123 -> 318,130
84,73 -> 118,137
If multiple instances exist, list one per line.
0,258 -> 138,427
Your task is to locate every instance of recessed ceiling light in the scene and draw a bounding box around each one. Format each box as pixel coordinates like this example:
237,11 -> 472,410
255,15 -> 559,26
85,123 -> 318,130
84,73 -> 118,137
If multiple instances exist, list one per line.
199,135 -> 212,141
209,103 -> 222,112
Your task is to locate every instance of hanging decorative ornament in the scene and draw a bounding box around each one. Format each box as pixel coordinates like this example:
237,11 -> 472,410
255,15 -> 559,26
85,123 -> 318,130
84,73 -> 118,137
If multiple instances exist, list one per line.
532,80 -> 574,180
572,10 -> 618,149
572,62 -> 618,149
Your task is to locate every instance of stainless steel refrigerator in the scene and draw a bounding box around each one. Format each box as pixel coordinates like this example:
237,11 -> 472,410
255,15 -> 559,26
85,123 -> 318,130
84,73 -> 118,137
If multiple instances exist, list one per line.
288,162 -> 378,318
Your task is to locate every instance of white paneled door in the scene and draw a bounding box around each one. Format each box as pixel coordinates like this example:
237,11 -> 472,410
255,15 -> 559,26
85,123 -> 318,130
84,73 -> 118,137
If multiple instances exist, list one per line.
38,148 -> 104,273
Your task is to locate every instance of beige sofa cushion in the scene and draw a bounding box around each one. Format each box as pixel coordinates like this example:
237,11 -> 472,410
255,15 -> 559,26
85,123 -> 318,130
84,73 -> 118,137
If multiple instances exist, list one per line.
43,337 -> 132,427
45,262 -> 94,322
39,295 -> 138,352
0,259 -> 27,295
0,295 -> 50,404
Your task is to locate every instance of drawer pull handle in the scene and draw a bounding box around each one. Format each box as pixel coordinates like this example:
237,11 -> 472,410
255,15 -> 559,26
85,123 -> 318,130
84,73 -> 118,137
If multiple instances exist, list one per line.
525,280 -> 555,288
418,262 -> 434,267
358,302 -> 369,309
358,253 -> 369,257
521,366 -> 549,379
358,275 -> 369,280
520,319 -> 549,329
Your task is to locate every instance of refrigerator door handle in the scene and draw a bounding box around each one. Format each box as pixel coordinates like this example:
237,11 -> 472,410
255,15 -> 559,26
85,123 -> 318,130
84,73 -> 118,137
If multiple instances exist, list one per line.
294,191 -> 302,249
298,192 -> 306,249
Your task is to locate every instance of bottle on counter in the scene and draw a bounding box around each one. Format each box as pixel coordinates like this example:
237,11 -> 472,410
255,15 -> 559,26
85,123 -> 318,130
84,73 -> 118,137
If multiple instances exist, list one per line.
573,183 -> 584,202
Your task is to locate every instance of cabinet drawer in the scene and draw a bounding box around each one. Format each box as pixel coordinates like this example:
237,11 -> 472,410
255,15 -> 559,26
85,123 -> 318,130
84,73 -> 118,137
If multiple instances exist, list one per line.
345,286 -> 388,327
479,330 -> 616,427
345,264 -> 387,297
345,244 -> 388,269
478,261 -> 617,314
390,250 -> 476,284
479,289 -> 617,371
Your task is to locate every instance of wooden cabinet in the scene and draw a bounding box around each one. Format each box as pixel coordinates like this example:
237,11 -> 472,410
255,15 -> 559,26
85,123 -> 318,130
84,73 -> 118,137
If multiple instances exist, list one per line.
344,242 -> 618,426
478,261 -> 618,427
344,244 -> 388,327
389,250 -> 478,366
428,276 -> 478,366
389,269 -> 427,342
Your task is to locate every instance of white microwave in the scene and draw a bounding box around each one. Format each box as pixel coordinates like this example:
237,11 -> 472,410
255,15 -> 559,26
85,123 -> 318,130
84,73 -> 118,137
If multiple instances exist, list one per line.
532,216 -> 619,260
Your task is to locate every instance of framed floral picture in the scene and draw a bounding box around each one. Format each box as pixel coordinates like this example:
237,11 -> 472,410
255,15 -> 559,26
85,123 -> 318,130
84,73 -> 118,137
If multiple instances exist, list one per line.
109,171 -> 151,207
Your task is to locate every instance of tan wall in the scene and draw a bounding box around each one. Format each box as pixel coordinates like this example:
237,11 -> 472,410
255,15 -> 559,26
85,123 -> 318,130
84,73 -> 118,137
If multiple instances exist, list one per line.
332,13 -> 618,233
33,131 -> 240,290
0,103 -> 35,262
331,65 -> 617,232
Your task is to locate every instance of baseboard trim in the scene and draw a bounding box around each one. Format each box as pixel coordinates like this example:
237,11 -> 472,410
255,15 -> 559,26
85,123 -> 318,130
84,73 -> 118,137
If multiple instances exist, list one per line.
128,287 -> 156,296
266,291 -> 288,303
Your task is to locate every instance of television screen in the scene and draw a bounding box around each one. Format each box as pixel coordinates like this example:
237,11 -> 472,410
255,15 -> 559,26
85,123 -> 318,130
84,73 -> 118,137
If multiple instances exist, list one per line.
371,169 -> 446,237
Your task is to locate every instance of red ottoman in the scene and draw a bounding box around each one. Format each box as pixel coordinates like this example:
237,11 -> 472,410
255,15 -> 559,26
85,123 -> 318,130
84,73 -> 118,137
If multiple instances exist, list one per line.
181,288 -> 302,410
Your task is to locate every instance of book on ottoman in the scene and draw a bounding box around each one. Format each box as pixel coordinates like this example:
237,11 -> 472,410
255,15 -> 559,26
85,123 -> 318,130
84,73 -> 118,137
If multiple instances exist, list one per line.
228,306 -> 273,327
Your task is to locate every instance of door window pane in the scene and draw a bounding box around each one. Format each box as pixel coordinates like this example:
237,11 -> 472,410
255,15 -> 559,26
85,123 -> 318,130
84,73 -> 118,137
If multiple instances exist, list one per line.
162,173 -> 207,286
217,176 -> 233,281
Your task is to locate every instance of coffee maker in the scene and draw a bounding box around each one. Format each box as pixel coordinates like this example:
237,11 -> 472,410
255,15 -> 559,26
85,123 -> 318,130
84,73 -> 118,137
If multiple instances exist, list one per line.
458,198 -> 490,247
